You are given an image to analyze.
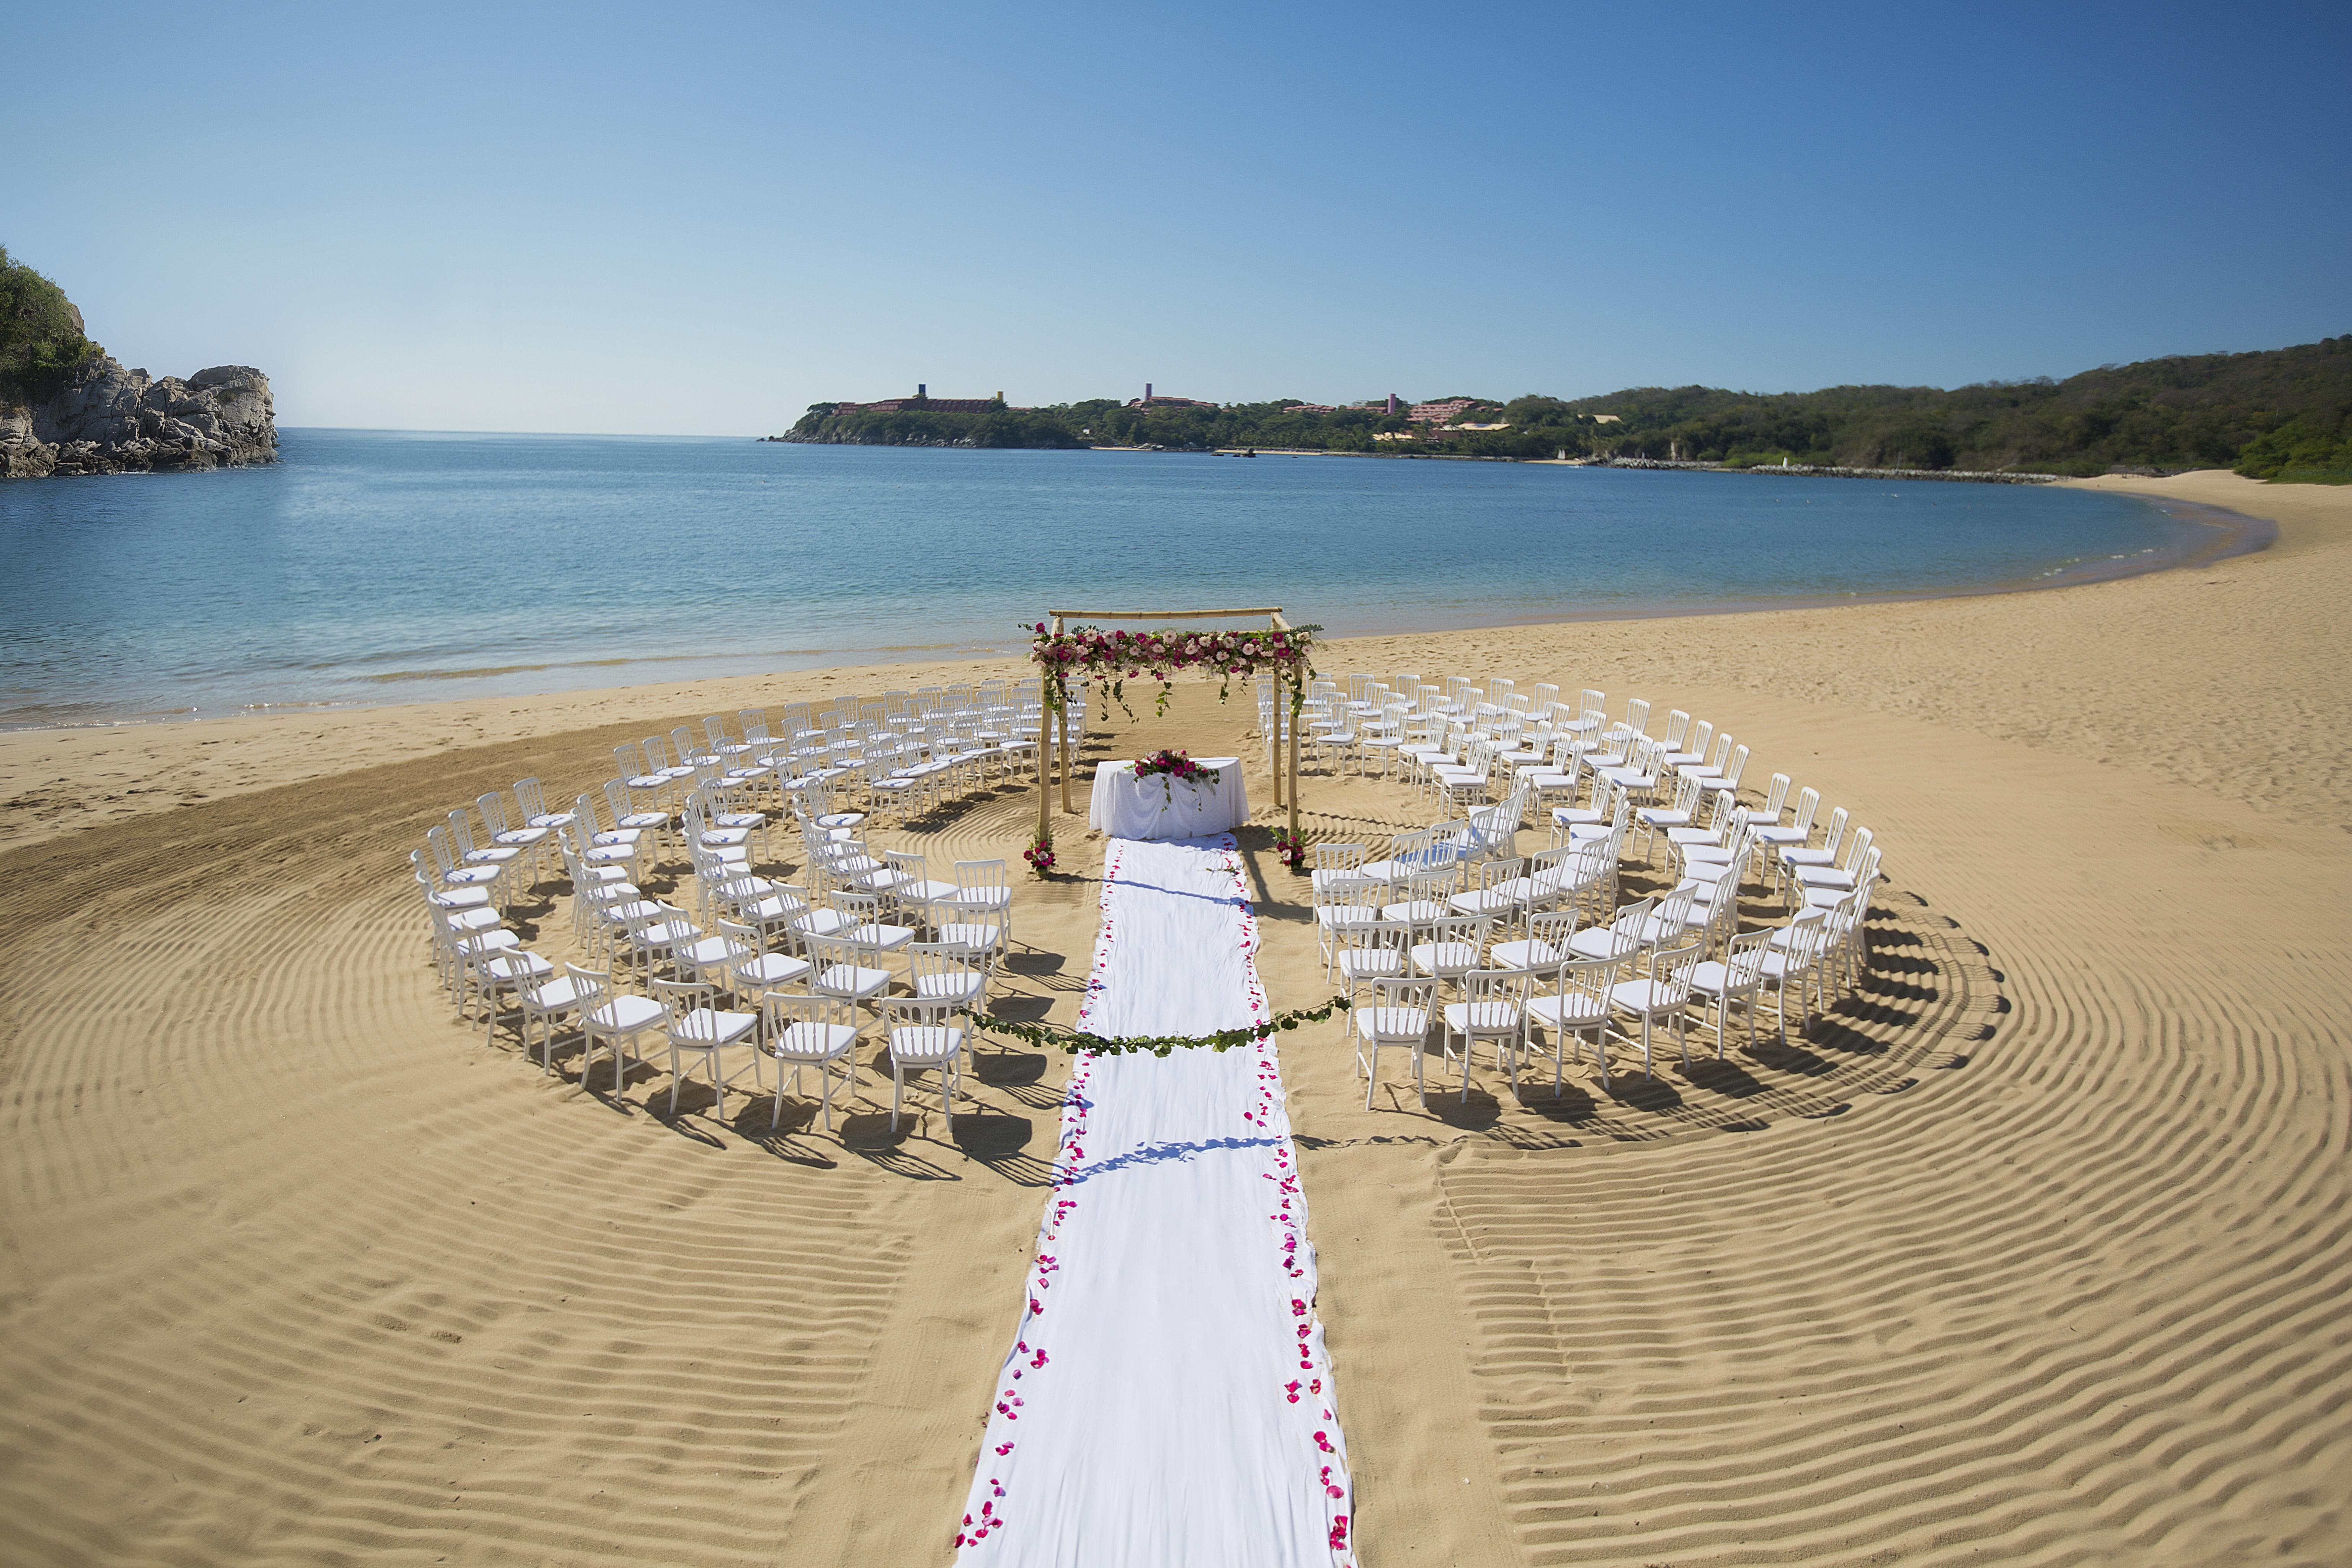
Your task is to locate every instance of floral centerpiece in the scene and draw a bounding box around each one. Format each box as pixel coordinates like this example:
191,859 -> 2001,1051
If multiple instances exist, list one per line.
1132,747 -> 1212,803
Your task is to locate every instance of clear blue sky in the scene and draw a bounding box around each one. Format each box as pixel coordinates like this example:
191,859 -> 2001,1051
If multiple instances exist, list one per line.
5,2 -> 2344,434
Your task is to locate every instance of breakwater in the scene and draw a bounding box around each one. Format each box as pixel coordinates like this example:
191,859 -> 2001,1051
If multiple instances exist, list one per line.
1590,457 -> 2059,484
1736,462 -> 2060,484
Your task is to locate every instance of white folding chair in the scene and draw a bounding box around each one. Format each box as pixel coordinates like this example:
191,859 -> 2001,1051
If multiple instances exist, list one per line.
1524,953 -> 1619,1091
717,916 -> 812,1006
1607,940 -> 1704,1076
1688,927 -> 1774,1056
477,946 -> 555,1049
519,962 -> 601,1075
1354,976 -> 1435,1110
515,776 -> 576,834
807,933 -> 893,1009
1440,968 -> 1528,1101
653,977 -> 761,1120
1490,908 -> 1579,973
1333,915 -> 1411,1007
947,861 -> 1014,947
578,966 -> 667,1098
1569,893 -> 1654,966
476,791 -> 551,885
1407,912 -> 1489,998
766,990 -> 862,1132
880,993 -> 967,1134
427,823 -> 506,908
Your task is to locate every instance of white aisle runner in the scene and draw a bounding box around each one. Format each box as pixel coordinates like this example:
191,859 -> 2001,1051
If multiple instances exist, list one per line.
954,835 -> 1358,1566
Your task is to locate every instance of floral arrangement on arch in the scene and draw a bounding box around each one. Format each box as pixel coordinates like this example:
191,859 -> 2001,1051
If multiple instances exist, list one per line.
1026,621 -> 1318,719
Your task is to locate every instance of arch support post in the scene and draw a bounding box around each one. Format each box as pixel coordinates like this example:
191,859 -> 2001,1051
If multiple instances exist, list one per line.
1287,693 -> 1301,841
1271,681 -> 1284,810
1035,720 -> 1050,844
1058,703 -> 1072,816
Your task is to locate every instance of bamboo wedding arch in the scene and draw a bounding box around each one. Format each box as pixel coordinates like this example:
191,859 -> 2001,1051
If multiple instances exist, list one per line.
1031,606 -> 1308,849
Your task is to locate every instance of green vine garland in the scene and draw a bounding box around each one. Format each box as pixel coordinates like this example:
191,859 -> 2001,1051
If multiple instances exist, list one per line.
957,996 -> 1351,1058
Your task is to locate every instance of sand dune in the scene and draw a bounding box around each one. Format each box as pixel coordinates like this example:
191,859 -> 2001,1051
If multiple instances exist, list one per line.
2,471 -> 2347,1564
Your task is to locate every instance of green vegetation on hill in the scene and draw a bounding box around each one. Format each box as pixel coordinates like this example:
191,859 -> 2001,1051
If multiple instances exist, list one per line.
784,403 -> 1090,449
2230,408 -> 2352,484
0,245 -> 101,408
1522,338 -> 2351,479
783,336 -> 2352,481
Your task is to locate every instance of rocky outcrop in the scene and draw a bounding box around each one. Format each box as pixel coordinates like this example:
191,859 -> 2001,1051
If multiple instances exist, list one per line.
0,357 -> 276,479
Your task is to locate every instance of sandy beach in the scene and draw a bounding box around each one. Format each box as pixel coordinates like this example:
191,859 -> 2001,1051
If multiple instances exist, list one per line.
3,468 -> 2347,1564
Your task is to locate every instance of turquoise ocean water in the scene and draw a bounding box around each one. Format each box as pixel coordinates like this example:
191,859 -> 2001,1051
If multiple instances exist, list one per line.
0,429 -> 2220,727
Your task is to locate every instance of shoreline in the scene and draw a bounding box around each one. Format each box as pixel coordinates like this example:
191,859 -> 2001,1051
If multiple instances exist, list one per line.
0,478 -> 2271,736
0,471 -> 2335,857
1307,490 -> 2273,643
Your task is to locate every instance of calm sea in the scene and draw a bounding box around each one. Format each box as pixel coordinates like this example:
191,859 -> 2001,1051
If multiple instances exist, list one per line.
0,429 -> 2221,727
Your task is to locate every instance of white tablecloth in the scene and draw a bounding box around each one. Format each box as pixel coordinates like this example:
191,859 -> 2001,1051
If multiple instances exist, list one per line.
1088,757 -> 1249,841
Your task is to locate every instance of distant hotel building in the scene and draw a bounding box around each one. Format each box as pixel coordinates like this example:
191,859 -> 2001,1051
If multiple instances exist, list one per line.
833,384 -> 1009,415
1277,394 -> 1491,425
1127,382 -> 1220,410
1287,394 -> 1423,418
1272,395 -> 1399,415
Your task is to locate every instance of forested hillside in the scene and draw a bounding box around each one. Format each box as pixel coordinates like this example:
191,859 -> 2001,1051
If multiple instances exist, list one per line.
0,245 -> 100,408
781,336 -> 2351,481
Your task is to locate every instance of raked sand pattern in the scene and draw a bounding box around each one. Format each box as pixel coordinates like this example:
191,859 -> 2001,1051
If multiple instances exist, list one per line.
1434,851 -> 2351,1563
0,767 -> 913,1562
2,469 -> 2349,1564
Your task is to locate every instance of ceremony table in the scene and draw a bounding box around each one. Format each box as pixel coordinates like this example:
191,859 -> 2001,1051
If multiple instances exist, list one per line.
1088,757 -> 1249,841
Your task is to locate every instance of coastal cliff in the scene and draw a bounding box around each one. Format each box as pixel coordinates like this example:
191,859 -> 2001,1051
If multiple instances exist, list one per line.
1,357 -> 278,478
0,245 -> 278,479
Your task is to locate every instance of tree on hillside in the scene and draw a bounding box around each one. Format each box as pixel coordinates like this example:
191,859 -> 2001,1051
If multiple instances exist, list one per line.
0,244 -> 100,408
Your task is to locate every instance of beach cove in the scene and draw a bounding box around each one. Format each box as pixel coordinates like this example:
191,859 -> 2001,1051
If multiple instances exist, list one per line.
1,469 -> 2347,1564
0,433 -> 2220,729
